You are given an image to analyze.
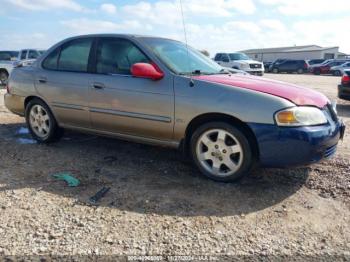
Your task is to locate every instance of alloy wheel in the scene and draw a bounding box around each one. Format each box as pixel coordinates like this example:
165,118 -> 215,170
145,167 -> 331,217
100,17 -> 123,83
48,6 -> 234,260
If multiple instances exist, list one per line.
29,105 -> 51,138
195,129 -> 244,177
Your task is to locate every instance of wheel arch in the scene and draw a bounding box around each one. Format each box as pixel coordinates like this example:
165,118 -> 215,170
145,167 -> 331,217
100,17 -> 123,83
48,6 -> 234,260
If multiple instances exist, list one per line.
182,113 -> 260,160
0,68 -> 9,75
24,96 -> 57,119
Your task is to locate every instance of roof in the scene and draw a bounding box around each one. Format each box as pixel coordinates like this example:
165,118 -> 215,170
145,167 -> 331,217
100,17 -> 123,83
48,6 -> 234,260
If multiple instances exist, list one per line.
241,45 -> 339,54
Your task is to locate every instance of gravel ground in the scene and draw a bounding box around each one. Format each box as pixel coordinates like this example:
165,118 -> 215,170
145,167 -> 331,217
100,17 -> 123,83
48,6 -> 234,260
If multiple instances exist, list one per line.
0,74 -> 349,261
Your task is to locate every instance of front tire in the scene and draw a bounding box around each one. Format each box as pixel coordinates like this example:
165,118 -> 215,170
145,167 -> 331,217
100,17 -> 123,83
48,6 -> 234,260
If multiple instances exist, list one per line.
25,98 -> 63,143
190,122 -> 254,182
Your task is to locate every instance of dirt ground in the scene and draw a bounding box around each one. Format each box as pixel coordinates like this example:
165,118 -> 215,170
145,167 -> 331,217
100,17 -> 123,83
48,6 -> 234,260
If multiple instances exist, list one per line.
0,74 -> 349,261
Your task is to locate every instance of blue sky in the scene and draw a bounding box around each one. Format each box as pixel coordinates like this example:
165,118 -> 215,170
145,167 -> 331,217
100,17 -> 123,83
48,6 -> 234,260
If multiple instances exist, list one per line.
1,0 -> 349,55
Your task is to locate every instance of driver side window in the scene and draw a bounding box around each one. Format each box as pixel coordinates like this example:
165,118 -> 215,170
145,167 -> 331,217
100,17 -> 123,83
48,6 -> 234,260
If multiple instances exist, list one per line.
96,38 -> 150,75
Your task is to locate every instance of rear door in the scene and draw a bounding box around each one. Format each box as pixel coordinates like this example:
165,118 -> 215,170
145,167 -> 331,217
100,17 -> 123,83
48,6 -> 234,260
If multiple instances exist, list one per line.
89,37 -> 174,140
35,37 -> 95,128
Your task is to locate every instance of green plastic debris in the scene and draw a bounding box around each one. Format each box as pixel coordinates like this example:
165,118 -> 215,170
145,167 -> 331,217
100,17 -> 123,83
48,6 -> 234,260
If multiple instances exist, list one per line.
52,173 -> 80,187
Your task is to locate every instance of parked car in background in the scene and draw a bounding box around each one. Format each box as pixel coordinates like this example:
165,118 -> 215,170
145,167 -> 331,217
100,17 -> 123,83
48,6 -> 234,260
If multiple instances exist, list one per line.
214,52 -> 264,76
309,60 -> 350,75
330,62 -> 350,76
263,62 -> 272,72
0,49 -> 45,85
338,70 -> 350,100
270,60 -> 309,74
18,49 -> 45,60
221,67 -> 248,75
308,59 -> 326,66
268,59 -> 289,72
4,34 -> 345,182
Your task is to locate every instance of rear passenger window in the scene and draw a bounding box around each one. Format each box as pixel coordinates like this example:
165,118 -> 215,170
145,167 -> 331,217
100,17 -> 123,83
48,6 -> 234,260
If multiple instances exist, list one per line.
42,48 -> 60,70
58,38 -> 93,72
96,38 -> 150,75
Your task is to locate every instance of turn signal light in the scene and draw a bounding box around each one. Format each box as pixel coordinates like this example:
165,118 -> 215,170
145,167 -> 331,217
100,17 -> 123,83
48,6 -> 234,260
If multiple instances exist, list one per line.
276,111 -> 297,124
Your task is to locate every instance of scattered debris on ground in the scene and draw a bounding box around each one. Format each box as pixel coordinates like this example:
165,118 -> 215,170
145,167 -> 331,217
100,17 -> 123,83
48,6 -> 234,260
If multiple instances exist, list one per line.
52,173 -> 80,187
89,187 -> 111,204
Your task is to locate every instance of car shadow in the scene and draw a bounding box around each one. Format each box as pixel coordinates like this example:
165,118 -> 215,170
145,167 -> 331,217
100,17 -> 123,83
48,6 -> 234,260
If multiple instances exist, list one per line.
0,123 -> 309,217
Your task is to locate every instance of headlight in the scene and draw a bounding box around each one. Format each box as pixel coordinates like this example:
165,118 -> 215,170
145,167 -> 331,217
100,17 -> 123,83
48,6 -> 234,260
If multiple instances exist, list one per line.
275,107 -> 327,126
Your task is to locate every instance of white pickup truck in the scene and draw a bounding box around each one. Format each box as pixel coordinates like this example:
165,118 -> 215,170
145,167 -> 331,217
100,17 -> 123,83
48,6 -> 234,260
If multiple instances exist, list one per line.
214,52 -> 264,76
0,49 -> 44,85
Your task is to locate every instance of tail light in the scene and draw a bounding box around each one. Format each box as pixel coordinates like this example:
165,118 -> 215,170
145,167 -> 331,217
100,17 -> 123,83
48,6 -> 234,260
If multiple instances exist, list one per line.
342,75 -> 350,84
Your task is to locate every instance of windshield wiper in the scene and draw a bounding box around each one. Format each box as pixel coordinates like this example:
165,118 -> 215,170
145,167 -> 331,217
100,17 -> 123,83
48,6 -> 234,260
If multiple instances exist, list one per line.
218,68 -> 230,74
178,70 -> 204,75
179,70 -> 222,76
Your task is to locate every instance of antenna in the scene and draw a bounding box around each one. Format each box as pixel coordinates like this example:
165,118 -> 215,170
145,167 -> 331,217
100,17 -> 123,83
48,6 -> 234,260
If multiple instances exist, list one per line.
179,0 -> 194,87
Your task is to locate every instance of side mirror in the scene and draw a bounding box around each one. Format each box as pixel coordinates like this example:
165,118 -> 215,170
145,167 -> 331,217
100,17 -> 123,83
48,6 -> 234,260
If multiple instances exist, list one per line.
131,63 -> 164,81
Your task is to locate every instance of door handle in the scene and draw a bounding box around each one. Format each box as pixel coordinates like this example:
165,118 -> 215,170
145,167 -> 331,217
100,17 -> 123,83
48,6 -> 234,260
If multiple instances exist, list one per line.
92,82 -> 105,89
38,77 -> 47,83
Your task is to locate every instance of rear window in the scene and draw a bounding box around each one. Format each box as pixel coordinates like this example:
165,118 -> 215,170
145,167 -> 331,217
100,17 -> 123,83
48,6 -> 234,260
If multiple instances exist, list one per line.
42,48 -> 60,70
58,38 -> 92,72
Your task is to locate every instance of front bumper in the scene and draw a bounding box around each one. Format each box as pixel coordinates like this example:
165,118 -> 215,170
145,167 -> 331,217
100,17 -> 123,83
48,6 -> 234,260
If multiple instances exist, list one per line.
244,69 -> 264,76
248,71 -> 264,76
248,120 -> 345,168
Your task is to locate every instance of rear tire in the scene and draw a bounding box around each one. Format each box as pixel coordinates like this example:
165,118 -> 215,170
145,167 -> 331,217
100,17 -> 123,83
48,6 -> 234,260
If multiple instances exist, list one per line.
272,68 -> 279,74
0,70 -> 8,86
297,68 -> 303,74
25,98 -> 63,143
190,122 -> 254,182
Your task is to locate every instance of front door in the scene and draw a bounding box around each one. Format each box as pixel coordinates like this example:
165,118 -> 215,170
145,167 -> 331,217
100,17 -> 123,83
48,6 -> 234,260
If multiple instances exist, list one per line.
89,37 -> 174,140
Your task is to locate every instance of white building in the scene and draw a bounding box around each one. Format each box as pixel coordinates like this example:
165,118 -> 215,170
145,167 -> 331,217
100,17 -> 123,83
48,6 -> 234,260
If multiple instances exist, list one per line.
241,45 -> 348,62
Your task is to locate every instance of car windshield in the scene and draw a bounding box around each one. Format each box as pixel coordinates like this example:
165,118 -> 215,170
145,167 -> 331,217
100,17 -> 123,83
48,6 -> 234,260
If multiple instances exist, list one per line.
141,38 -> 223,75
229,53 -> 250,61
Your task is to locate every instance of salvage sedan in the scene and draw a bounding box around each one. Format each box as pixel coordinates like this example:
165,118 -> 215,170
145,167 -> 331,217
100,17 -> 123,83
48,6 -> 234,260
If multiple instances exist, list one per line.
4,34 -> 346,182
